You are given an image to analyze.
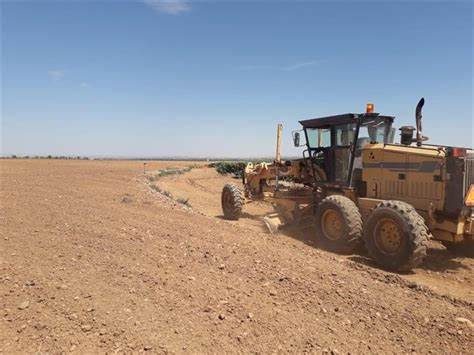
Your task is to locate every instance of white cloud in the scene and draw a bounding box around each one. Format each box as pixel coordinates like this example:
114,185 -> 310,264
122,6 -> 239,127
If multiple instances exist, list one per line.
282,60 -> 322,71
48,69 -> 65,81
238,60 -> 323,72
143,0 -> 190,15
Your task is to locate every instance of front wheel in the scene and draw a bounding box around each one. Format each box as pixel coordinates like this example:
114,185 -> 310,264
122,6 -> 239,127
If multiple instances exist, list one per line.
314,195 -> 363,253
221,184 -> 244,220
363,201 -> 430,272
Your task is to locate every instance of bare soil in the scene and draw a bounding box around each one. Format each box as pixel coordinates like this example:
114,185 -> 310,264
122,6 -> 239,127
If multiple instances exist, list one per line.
1,160 -> 473,354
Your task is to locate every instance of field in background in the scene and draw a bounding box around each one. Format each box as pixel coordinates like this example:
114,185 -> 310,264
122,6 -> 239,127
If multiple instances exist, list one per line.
0,159 -> 472,353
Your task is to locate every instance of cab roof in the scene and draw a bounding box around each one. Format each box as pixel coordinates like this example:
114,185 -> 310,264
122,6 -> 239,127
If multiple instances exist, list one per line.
299,113 -> 394,129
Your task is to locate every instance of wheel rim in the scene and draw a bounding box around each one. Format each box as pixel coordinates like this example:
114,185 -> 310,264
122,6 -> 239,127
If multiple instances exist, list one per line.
374,218 -> 403,255
321,209 -> 344,241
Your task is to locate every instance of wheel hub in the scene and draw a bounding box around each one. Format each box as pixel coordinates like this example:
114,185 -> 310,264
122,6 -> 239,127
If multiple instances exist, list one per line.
321,209 -> 344,241
374,218 -> 403,255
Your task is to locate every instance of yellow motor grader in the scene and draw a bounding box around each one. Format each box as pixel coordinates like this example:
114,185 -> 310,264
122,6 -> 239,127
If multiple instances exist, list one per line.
221,99 -> 474,271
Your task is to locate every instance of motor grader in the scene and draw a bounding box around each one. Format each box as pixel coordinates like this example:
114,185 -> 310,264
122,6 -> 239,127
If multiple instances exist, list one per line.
221,99 -> 474,271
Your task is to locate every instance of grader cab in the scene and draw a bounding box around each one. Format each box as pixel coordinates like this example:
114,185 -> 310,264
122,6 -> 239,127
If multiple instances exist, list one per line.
221,99 -> 474,271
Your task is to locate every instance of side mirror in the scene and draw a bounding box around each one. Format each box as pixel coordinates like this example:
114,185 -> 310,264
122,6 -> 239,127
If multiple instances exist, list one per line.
293,132 -> 300,147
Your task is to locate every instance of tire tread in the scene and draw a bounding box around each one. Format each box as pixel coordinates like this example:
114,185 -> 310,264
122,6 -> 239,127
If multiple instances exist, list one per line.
363,200 -> 430,271
315,195 -> 363,253
221,184 -> 244,220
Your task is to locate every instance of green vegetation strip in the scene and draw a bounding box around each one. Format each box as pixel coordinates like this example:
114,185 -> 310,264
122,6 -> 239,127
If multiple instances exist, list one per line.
147,166 -> 194,207
208,161 -> 247,178
146,166 -> 197,182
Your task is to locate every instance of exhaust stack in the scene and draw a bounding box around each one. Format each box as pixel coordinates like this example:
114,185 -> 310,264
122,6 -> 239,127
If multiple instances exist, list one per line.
415,97 -> 425,146
415,97 -> 425,147
400,98 -> 429,146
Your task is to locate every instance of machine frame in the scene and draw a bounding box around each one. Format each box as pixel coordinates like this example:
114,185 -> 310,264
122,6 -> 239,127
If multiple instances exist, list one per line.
221,100 -> 474,271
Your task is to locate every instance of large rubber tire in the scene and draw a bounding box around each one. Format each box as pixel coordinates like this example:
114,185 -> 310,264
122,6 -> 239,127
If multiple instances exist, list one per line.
314,195 -> 363,253
363,201 -> 430,272
221,184 -> 244,220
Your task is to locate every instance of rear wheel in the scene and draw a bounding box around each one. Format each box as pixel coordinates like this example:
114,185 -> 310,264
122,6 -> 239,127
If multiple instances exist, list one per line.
221,184 -> 244,220
315,195 -> 362,253
363,201 -> 430,271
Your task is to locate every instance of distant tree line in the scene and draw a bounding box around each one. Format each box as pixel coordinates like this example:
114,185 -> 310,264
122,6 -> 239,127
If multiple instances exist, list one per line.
3,155 -> 299,161
4,155 -> 90,160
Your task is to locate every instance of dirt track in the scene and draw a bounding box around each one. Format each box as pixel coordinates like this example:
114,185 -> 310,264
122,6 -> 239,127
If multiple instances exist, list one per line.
1,160 -> 473,353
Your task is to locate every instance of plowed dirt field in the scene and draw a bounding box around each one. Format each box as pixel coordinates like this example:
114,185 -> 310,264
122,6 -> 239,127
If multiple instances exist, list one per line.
1,159 -> 473,353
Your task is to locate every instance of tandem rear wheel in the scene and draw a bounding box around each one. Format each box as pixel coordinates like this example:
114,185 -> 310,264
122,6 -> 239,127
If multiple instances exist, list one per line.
314,195 -> 363,254
363,200 -> 430,272
315,198 -> 430,272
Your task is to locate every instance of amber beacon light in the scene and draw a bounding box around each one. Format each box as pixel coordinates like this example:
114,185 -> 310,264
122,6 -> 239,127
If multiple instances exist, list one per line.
366,103 -> 375,113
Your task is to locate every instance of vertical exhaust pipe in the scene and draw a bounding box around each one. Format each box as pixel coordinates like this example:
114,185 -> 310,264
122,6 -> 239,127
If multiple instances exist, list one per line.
415,98 -> 425,147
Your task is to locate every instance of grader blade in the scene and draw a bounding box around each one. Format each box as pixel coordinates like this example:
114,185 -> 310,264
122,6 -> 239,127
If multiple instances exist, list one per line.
262,213 -> 285,234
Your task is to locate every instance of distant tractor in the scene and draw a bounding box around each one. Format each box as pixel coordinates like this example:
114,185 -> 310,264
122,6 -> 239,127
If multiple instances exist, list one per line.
221,99 -> 474,271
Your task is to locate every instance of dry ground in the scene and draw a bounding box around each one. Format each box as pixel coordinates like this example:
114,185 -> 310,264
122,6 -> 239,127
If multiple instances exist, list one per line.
1,159 -> 473,354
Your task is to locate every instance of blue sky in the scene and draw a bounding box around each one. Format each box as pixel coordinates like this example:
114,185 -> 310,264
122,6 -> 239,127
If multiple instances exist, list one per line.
1,0 -> 472,158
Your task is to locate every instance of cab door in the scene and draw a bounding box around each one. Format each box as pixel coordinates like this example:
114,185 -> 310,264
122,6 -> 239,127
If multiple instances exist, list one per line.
330,123 -> 356,184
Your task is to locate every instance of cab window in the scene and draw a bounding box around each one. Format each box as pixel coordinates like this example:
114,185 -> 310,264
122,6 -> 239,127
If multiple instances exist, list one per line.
334,124 -> 356,146
306,128 -> 331,148
357,121 -> 395,148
